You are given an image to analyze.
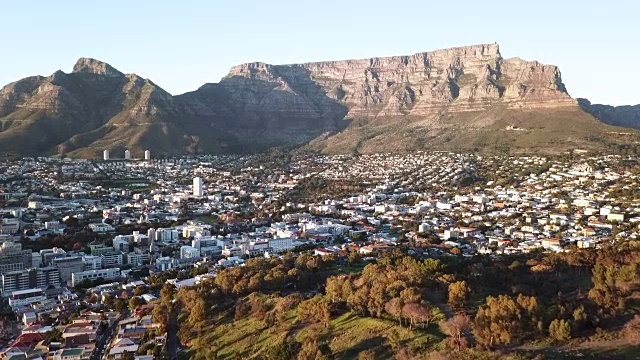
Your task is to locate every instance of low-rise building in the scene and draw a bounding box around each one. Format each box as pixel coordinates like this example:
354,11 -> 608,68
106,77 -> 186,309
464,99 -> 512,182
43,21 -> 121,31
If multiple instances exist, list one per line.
8,288 -> 47,308
100,252 -> 123,268
71,268 -> 120,287
88,223 -> 115,233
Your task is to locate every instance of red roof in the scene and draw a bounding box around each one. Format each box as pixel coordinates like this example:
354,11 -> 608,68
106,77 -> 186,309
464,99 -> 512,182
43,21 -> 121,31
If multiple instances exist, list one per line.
12,332 -> 44,347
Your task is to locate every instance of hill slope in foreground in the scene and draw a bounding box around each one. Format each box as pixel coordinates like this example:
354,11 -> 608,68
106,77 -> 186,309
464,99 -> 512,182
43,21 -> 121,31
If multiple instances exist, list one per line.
0,43 -> 638,157
171,245 -> 640,360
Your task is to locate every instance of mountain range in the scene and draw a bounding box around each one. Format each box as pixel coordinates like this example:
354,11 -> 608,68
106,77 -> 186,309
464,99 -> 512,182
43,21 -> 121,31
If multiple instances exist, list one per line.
0,43 -> 638,158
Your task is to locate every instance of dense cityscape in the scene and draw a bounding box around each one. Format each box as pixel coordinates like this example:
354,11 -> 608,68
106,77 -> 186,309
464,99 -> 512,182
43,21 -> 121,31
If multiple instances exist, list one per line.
0,149 -> 638,359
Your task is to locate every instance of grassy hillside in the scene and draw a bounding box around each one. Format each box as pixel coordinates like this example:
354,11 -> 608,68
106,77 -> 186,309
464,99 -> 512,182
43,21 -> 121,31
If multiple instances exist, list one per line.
188,311 -> 440,360
308,107 -> 640,155
167,244 -> 640,360
183,300 -> 640,360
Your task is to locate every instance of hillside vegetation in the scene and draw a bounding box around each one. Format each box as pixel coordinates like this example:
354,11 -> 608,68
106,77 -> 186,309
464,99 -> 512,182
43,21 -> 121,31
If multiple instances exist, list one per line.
158,241 -> 640,360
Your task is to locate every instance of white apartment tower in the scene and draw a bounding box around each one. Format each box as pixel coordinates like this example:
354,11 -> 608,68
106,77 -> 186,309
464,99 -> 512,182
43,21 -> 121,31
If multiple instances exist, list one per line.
103,150 -> 109,161
144,150 -> 151,160
124,150 -> 131,160
193,177 -> 204,197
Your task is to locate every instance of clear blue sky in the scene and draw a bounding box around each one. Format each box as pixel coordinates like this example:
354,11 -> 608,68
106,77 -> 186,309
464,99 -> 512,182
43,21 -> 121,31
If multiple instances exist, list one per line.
1,0 -> 638,105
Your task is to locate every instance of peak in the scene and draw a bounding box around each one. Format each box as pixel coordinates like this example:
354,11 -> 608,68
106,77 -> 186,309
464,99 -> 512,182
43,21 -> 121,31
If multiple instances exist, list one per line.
72,58 -> 123,77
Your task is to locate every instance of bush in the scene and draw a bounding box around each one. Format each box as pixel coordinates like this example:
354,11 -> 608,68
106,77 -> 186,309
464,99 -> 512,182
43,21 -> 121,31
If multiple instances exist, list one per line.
549,319 -> 571,341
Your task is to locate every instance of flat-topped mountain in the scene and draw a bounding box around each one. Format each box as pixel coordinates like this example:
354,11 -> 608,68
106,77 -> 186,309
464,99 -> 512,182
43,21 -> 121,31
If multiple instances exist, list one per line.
0,43 -> 637,157
221,43 -> 575,117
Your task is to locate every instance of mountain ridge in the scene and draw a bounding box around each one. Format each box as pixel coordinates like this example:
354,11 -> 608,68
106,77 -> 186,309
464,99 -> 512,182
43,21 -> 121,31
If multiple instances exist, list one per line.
578,99 -> 640,129
0,43 -> 637,158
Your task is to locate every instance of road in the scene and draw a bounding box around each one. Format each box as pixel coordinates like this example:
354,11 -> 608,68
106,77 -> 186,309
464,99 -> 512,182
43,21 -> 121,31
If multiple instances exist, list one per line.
167,310 -> 178,360
91,315 -> 122,360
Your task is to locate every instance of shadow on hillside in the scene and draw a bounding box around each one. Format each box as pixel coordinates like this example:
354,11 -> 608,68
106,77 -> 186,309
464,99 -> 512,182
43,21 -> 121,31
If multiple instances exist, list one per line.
182,65 -> 351,153
333,335 -> 390,360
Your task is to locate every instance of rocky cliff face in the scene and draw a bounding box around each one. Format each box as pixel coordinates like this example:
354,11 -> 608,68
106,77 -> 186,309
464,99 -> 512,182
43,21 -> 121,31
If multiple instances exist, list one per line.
216,43 -> 575,121
578,99 -> 640,129
178,43 -> 583,153
0,43 -> 634,157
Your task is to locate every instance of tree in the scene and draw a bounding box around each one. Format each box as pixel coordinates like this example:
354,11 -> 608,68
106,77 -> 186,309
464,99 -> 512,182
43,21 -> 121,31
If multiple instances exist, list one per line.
440,313 -> 472,351
114,298 -> 128,314
137,342 -> 156,355
325,276 -> 345,303
298,295 -> 331,327
367,281 -> 387,318
104,294 -> 114,310
44,328 -> 63,343
248,294 -> 267,320
129,296 -> 146,311
401,302 -> 435,329
548,319 -> 571,341
297,339 -> 329,360
447,281 -> 470,308
188,296 -> 207,330
423,258 -> 444,279
385,297 -> 404,326
588,263 -> 638,313
347,287 -> 370,316
75,278 -> 92,290
153,302 -> 171,328
473,295 -> 524,347
160,283 -> 176,302
264,339 -> 297,360
133,285 -> 149,296
399,287 -> 421,305
572,305 -> 587,328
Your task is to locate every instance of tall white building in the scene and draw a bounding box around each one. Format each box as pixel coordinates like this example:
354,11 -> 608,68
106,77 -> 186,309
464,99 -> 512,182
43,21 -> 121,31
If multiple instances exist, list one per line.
124,150 -> 131,160
103,150 -> 110,161
144,150 -> 151,160
193,177 -> 204,197
180,246 -> 200,259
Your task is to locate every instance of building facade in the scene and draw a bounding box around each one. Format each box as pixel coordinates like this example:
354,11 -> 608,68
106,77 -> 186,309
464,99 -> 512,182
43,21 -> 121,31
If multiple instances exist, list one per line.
0,242 -> 32,274
1,267 -> 60,295
52,256 -> 85,284
71,268 -> 120,287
